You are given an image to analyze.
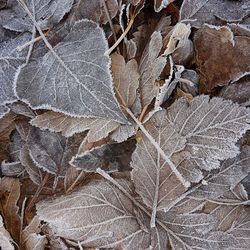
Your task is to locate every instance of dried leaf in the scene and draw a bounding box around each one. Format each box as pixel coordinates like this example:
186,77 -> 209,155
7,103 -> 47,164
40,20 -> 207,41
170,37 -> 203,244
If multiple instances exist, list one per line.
9,102 -> 35,118
27,126 -> 83,176
194,25 -> 250,90
37,179 -> 151,249
111,53 -> 140,108
0,215 -> 14,250
180,0 -> 250,26
111,122 -> 138,143
30,111 -> 119,142
0,32 -> 31,105
166,95 -> 250,171
69,0 -> 118,25
0,177 -> 21,244
70,140 -> 136,172
15,20 -> 127,123
154,0 -> 173,12
22,216 -> 47,250
4,0 -> 74,32
139,31 -> 167,107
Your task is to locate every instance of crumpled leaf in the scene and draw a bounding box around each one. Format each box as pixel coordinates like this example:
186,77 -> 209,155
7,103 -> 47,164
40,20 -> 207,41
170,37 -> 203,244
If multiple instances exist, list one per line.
68,0 -> 118,25
70,140 -> 136,172
30,111 -> 119,142
180,0 -> 250,26
37,179 -> 151,249
15,20 -> 127,123
0,215 -> 14,250
27,126 -> 83,176
0,177 -> 21,245
9,102 -> 35,118
0,32 -> 31,105
139,31 -> 167,107
188,146 -> 250,200
111,53 -> 140,109
166,95 -> 250,172
194,25 -> 250,90
3,0 -> 74,32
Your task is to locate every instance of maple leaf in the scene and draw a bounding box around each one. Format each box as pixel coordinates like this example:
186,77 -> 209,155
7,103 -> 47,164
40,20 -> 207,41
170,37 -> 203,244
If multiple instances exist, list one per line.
15,20 -> 127,123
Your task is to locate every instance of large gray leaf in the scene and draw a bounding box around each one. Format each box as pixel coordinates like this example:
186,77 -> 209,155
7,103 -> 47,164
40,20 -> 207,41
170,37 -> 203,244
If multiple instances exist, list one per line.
30,111 -> 119,142
131,109 -> 192,214
159,212 -> 237,249
4,0 -> 74,32
166,95 -> 250,171
0,33 -> 30,105
27,126 -> 83,176
15,20 -> 127,123
36,179 -> 151,249
179,0 -> 250,26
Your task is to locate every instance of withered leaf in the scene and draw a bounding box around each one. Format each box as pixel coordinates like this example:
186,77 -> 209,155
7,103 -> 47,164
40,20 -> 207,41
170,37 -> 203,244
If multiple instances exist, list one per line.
37,179 -> 151,249
194,25 -> 250,90
70,140 -> 136,173
111,53 -> 140,109
180,0 -> 250,26
0,32 -> 31,105
15,20 -> 127,123
27,126 -> 82,176
4,0 -> 74,32
166,95 -> 250,171
0,177 -> 21,244
139,31 -> 167,107
69,0 -> 118,25
0,215 -> 14,250
30,111 -> 119,142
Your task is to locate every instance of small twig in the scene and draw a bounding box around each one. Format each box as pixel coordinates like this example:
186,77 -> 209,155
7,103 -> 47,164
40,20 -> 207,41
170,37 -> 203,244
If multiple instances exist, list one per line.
26,172 -> 50,212
19,197 -> 27,246
102,0 -> 120,54
66,170 -> 86,194
17,35 -> 43,51
105,16 -> 134,56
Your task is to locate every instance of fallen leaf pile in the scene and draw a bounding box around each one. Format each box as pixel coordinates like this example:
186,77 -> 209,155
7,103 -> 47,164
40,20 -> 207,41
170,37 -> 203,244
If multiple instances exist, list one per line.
0,0 -> 250,249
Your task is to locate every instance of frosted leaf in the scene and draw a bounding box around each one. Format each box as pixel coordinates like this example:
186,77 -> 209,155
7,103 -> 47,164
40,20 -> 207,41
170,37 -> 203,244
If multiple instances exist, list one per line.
15,20 -> 127,123
27,126 -> 83,176
36,179 -> 151,249
4,0 -> 74,32
180,0 -> 250,26
154,0 -> 173,12
131,109 -> 193,213
70,140 -> 136,172
30,111 -> 119,142
167,95 -> 250,171
139,31 -> 167,107
111,122 -> 138,143
0,33 -> 31,105
0,215 -> 14,250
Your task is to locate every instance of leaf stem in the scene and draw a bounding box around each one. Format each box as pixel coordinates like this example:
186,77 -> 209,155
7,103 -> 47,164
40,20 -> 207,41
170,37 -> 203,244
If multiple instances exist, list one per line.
105,16 -> 134,56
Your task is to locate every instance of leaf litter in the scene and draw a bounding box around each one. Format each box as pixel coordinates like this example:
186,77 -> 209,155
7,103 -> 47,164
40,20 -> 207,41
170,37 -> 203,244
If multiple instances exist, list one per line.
0,0 -> 250,249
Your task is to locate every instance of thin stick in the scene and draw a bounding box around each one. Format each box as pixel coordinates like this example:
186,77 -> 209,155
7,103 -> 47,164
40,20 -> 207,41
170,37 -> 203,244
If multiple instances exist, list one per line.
104,16 -> 134,56
17,35 -> 43,51
102,0 -> 120,54
66,170 -> 86,194
19,197 -> 27,246
125,107 -> 190,188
